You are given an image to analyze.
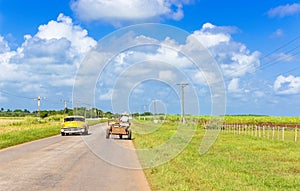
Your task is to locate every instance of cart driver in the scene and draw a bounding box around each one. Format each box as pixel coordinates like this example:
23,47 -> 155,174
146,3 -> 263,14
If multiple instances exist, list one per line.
120,115 -> 130,130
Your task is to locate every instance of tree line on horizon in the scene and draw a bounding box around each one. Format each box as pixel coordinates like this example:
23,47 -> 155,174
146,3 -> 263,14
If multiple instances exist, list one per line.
0,107 -> 114,118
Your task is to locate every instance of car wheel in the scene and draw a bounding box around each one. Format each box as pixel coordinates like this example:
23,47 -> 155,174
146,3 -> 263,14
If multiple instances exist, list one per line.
128,129 -> 132,140
106,129 -> 110,139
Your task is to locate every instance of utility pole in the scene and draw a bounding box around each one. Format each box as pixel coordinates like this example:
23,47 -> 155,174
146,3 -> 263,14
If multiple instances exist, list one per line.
144,105 -> 146,121
60,99 -> 70,116
37,96 -> 41,118
33,96 -> 45,118
138,107 -> 141,120
177,83 -> 189,124
76,103 -> 78,115
152,99 -> 157,120
154,100 -> 157,116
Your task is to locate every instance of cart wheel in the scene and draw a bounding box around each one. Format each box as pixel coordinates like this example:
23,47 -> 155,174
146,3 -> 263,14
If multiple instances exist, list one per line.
106,129 -> 110,139
128,129 -> 132,140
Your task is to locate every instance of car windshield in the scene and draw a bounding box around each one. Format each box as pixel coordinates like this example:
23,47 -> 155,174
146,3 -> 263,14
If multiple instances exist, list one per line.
64,117 -> 85,122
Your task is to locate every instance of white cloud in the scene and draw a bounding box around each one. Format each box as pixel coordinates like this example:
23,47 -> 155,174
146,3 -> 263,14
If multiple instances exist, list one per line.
0,14 -> 97,97
99,89 -> 113,100
1,19 -> 260,109
274,75 -> 300,95
253,91 -> 265,98
270,29 -> 284,38
268,3 -> 300,18
36,14 -> 96,57
95,22 -> 260,102
188,23 -> 261,79
220,51 -> 260,78
227,78 -> 240,93
0,36 -> 10,53
159,70 -> 175,81
131,85 -> 145,94
193,71 -> 219,85
263,52 -> 294,65
71,0 -> 192,23
191,23 -> 232,48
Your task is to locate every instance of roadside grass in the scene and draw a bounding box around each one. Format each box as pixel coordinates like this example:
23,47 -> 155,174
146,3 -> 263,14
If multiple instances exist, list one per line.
0,116 -> 108,150
0,117 -> 61,149
86,119 -> 108,126
0,125 -> 60,149
132,120 -> 300,191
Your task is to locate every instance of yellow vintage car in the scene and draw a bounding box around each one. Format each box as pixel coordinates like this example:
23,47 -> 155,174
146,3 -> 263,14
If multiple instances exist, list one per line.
61,116 -> 89,136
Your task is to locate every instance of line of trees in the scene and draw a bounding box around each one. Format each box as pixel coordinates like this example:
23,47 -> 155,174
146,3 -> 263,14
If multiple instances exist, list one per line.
0,107 -> 113,118
0,108 -> 33,117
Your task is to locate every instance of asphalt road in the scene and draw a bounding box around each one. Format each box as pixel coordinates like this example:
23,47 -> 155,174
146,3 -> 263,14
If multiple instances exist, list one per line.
0,123 -> 150,191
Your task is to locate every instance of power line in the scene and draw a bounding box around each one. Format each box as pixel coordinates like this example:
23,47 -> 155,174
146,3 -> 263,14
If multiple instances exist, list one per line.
266,65 -> 300,81
222,34 -> 300,81
0,89 -> 34,100
259,44 -> 300,71
260,35 -> 300,60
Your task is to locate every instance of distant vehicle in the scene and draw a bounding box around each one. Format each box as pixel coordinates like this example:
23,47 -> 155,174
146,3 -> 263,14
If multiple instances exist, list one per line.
106,114 -> 131,139
61,116 -> 89,136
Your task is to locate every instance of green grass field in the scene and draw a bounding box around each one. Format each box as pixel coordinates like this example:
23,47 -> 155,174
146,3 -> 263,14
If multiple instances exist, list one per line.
132,118 -> 300,191
1,115 -> 299,190
0,116 -> 61,149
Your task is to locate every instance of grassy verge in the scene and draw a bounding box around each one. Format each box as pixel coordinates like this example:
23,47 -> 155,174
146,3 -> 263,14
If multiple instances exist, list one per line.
0,117 -> 61,149
86,119 -> 108,126
132,120 -> 300,190
0,125 -> 60,149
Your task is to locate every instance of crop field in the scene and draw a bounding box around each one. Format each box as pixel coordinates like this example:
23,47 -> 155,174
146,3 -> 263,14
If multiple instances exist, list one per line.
0,117 -> 24,126
132,116 -> 300,191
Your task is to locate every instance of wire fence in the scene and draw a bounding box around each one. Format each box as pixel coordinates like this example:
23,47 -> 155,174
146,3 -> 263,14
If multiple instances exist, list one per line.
215,124 -> 299,142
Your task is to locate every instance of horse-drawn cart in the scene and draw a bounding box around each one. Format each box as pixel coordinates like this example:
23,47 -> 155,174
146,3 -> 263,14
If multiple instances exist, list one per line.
106,115 -> 132,139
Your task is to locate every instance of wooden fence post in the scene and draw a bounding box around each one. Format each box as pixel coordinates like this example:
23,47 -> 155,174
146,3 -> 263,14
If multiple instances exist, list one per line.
247,125 -> 249,135
282,126 -> 285,141
234,124 -> 236,135
272,126 -> 275,140
295,127 -> 298,142
256,125 -> 258,137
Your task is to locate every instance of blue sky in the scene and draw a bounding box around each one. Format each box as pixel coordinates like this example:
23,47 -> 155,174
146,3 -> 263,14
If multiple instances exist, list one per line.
0,0 -> 300,116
